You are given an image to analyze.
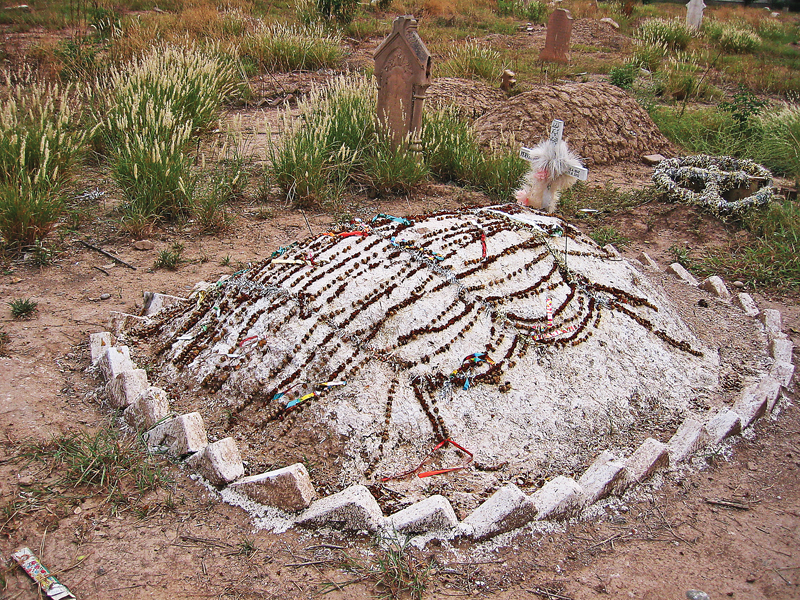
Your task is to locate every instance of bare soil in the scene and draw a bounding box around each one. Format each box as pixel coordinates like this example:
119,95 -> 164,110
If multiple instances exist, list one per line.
1,18 -> 799,600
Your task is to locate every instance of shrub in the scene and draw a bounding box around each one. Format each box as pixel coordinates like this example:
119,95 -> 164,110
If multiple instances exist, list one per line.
316,0 -> 359,24
0,75 -> 89,247
705,21 -> 761,53
240,23 -> 343,72
756,104 -> 800,181
439,41 -> 504,82
497,0 -> 549,24
636,18 -> 693,51
631,38 -> 669,72
655,55 -> 719,101
608,63 -> 639,89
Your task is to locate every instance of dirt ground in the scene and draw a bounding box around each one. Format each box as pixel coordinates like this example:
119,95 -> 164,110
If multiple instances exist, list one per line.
1,17 -> 799,600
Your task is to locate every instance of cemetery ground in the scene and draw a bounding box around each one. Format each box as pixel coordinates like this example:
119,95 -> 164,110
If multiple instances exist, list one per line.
1,0 -> 800,598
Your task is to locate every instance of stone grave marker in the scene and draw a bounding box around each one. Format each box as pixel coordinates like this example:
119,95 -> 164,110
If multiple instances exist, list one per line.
686,0 -> 706,30
539,9 -> 573,64
373,16 -> 432,150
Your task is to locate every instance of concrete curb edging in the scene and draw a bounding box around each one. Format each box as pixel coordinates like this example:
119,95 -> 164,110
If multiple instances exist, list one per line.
88,269 -> 794,542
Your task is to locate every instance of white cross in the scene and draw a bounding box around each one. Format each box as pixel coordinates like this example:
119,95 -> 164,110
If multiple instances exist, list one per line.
519,119 -> 589,181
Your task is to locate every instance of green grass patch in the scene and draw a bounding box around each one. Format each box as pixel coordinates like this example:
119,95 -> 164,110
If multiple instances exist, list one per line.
590,226 -> 631,249
9,298 -> 37,319
240,23 -> 343,72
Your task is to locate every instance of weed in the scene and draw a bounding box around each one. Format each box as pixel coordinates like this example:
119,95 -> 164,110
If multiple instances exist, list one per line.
668,244 -> 693,267
240,23 -> 343,72
9,298 -> 37,319
705,20 -> 761,53
756,104 -> 800,181
440,41 -> 504,82
718,86 -> 768,126
233,537 -> 258,557
153,242 -> 185,270
590,226 -> 630,249
364,135 -> 429,196
220,254 -> 232,266
631,38 -> 670,72
608,63 -> 639,89
635,18 -> 694,51
28,240 -> 57,266
497,0 -> 549,24
557,181 -> 655,217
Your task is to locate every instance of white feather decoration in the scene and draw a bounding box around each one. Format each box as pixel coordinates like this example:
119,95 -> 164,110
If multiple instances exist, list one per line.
515,137 -> 585,212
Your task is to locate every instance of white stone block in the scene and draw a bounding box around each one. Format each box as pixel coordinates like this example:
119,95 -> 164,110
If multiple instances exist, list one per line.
142,292 -> 186,317
124,386 -> 169,430
229,463 -> 316,511
186,437 -> 244,486
531,476 -> 583,520
733,376 -> 782,426
700,276 -> 730,301
667,418 -> 708,463
733,293 -> 759,318
666,262 -> 698,286
97,346 -> 134,381
460,483 -> 537,541
146,412 -> 208,457
702,409 -> 742,444
759,309 -> 783,338
296,485 -> 383,532
577,450 -> 628,504
89,332 -> 113,365
603,244 -> 620,258
638,252 -> 660,270
769,337 -> 794,364
386,495 -> 458,534
623,438 -> 669,484
106,369 -> 148,408
769,361 -> 795,388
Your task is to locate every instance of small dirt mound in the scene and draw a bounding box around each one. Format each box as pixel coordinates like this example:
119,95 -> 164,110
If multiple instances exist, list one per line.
473,82 -> 675,166
426,77 -> 508,119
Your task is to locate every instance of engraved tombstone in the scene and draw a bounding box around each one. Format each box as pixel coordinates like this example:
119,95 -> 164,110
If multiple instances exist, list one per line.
686,0 -> 706,30
373,16 -> 432,150
539,9 -> 573,64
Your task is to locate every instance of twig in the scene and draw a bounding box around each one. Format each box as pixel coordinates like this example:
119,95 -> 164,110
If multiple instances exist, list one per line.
286,560 -> 335,567
705,498 -> 750,510
654,502 -> 692,545
304,544 -> 345,551
773,568 -> 792,585
92,265 -> 110,276
108,584 -> 145,591
585,532 -> 623,551
528,587 -> 574,600
79,240 -> 137,270
300,210 -> 314,236
179,534 -> 234,548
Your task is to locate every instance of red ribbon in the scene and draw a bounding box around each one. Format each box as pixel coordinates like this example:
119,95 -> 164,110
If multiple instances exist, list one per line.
481,232 -> 487,259
381,438 -> 473,481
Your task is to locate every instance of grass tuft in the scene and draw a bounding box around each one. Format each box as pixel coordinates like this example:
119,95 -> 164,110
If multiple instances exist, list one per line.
9,298 -> 37,319
240,23 -> 343,72
153,242 -> 185,270
590,226 -> 631,249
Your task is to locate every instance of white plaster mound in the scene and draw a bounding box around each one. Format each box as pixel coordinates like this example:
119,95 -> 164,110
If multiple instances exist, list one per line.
129,205 -> 769,506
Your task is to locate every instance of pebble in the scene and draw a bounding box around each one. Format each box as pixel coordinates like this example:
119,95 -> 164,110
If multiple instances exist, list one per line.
686,591 -> 710,600
733,281 -> 745,288
133,240 -> 155,251
100,293 -> 111,300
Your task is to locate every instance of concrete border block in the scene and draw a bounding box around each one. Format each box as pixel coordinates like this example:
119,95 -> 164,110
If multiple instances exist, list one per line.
460,483 -> 537,541
577,450 -> 628,504
124,386 -> 169,430
769,338 -> 794,364
142,292 -> 187,317
623,438 -> 669,485
296,485 -> 383,532
733,293 -> 759,317
89,332 -> 113,365
106,369 -> 148,409
531,476 -> 583,520
667,418 -> 708,463
769,361 -> 795,389
732,375 -> 781,427
759,309 -> 783,340
702,409 -> 742,444
700,276 -> 731,301
666,263 -> 698,286
229,463 -> 316,511
146,412 -> 208,457
98,346 -> 134,381
638,252 -> 660,270
186,437 -> 244,486
386,495 -> 458,534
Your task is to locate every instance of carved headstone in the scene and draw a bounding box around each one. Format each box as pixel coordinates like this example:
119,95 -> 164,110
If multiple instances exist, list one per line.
686,0 -> 706,30
539,9 -> 573,64
373,16 -> 432,150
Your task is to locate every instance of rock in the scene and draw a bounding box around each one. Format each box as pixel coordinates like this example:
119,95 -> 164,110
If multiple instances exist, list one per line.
99,293 -> 111,301
296,485 -> 383,532
733,280 -> 745,289
759,309 -> 783,338
460,483 -> 537,540
733,376 -> 782,426
700,276 -> 731,300
386,495 -> 458,534
97,346 -> 134,381
769,337 -> 794,364
602,244 -> 620,258
666,263 -> 699,286
229,463 -> 316,511
642,153 -> 666,165
146,412 -> 208,457
89,332 -> 113,365
133,240 -> 155,251
186,437 -> 244,485
638,251 -> 660,270
123,386 -> 169,430
702,408 -> 742,444
577,450 -> 628,504
733,293 -> 759,317
106,369 -> 148,408
531,476 -> 583,520
769,361 -> 795,388
623,438 -> 669,484
142,292 -> 186,317
600,17 -> 620,29
667,418 -> 708,463
686,591 -> 710,600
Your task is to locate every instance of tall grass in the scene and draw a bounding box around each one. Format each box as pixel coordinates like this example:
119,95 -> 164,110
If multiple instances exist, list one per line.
0,73 -> 89,247
636,18 -> 694,51
240,23 -> 343,72
704,20 -> 761,53
439,41 -> 504,81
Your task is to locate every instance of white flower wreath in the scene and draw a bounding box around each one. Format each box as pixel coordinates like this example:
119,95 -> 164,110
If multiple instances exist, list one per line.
652,155 -> 774,215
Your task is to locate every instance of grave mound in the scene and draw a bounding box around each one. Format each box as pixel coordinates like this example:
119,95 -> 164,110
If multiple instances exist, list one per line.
472,82 -> 675,166
132,205 -> 766,513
